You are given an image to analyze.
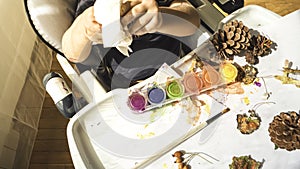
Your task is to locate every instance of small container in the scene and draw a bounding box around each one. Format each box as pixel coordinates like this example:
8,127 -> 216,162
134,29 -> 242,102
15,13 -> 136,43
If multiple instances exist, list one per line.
147,86 -> 166,105
166,80 -> 184,99
128,92 -> 147,112
202,65 -> 221,87
183,72 -> 203,94
219,61 -> 238,83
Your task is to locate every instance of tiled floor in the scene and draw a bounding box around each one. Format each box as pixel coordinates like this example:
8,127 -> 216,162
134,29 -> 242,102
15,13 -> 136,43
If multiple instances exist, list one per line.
29,2 -> 300,169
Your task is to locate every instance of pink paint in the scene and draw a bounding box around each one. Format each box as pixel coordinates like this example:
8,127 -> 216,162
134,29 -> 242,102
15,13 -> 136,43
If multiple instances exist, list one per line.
128,92 -> 146,111
183,73 -> 203,94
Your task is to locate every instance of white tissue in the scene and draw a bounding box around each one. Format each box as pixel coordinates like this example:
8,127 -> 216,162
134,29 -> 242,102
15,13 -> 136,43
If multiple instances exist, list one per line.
94,0 -> 132,56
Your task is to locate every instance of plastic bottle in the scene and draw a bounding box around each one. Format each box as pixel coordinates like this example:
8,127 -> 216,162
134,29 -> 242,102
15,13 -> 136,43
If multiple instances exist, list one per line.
43,72 -> 76,118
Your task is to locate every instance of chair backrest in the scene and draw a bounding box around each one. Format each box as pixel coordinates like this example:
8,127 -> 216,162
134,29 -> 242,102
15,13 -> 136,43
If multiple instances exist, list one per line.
24,0 -> 78,56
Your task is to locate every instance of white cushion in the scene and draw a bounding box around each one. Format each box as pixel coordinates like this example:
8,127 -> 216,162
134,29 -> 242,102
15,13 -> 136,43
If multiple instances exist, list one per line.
26,0 -> 77,54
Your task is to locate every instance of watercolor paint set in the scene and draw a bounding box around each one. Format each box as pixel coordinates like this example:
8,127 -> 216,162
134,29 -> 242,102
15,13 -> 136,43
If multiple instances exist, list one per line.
127,59 -> 238,113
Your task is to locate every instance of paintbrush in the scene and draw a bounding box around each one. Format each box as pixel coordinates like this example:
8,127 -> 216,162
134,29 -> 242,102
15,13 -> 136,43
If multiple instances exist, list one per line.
132,107 -> 230,169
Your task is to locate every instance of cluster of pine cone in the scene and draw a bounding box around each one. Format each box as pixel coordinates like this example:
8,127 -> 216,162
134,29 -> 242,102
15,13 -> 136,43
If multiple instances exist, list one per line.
211,20 -> 274,65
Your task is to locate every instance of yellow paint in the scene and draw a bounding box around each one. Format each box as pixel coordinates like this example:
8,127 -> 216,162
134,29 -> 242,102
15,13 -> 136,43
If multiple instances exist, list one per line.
242,96 -> 250,105
137,132 -> 155,139
144,124 -> 149,128
220,61 -> 238,83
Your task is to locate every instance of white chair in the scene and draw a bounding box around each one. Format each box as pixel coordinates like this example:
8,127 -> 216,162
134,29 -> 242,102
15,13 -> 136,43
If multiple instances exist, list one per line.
24,0 -> 77,55
24,0 -> 107,107
23,0 -> 218,104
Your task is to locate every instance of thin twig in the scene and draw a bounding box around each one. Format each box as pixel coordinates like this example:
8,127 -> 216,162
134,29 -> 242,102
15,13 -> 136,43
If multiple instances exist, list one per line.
252,101 -> 276,111
184,152 -> 219,164
260,77 -> 271,99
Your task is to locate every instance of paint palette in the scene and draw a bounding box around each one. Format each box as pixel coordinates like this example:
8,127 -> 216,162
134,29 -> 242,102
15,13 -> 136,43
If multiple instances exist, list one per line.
127,62 -> 228,113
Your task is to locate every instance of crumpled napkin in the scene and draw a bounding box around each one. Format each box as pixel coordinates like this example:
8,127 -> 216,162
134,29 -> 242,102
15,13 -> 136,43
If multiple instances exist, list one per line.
94,0 -> 132,56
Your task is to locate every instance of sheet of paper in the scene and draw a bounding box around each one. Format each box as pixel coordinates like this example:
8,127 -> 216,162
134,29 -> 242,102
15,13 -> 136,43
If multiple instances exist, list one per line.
93,0 -> 132,56
255,9 -> 300,77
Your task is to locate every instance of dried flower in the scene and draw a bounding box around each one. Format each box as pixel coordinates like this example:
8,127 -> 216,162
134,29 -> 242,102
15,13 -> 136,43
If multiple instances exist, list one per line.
275,59 -> 300,88
229,155 -> 264,169
172,150 -> 218,169
237,102 -> 275,134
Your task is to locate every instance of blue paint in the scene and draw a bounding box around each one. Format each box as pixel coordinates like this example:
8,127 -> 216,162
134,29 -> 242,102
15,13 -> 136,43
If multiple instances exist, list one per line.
148,87 -> 166,104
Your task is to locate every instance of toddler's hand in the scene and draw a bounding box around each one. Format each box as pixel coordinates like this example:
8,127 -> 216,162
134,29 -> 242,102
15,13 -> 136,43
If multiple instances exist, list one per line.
121,0 -> 162,36
82,6 -> 103,43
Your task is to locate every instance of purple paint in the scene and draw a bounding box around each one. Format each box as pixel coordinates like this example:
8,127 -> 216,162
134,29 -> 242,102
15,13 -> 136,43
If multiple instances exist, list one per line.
128,92 -> 146,111
254,81 -> 262,87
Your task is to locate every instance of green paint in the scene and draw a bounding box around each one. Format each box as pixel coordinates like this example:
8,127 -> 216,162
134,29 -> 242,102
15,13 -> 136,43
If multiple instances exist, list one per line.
166,80 -> 184,99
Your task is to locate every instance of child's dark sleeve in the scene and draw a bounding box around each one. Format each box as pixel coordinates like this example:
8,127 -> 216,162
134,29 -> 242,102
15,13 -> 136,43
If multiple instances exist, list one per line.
156,0 -> 174,6
75,0 -> 96,17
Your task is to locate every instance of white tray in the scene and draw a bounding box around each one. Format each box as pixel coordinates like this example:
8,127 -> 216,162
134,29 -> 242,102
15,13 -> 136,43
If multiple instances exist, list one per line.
67,10 -> 300,169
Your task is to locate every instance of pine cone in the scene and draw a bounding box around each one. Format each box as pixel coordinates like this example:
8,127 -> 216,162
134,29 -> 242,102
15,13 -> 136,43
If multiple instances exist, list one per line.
245,34 -> 274,65
245,50 -> 259,65
268,111 -> 300,151
233,62 -> 246,82
211,20 -> 252,60
251,34 -> 273,56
